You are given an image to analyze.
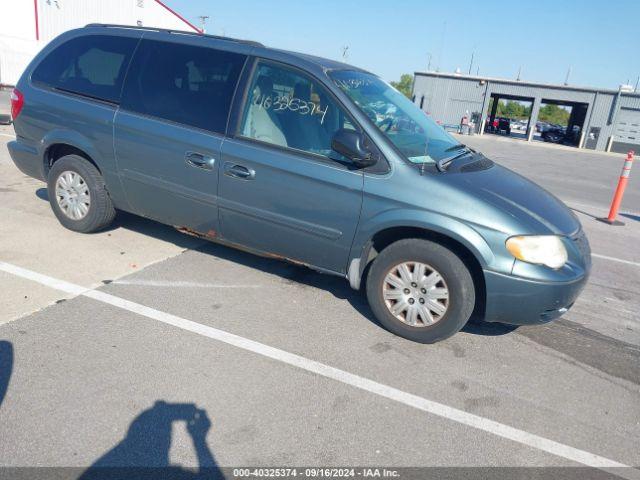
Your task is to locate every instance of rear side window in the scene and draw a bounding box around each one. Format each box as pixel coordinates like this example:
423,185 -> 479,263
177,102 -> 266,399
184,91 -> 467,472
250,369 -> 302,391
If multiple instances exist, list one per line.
121,40 -> 246,134
32,35 -> 138,103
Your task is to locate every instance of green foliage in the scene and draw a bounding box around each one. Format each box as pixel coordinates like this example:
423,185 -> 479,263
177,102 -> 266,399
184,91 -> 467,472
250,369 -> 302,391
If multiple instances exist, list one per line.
490,99 -> 531,119
538,104 -> 570,126
487,98 -> 570,125
390,74 -> 414,99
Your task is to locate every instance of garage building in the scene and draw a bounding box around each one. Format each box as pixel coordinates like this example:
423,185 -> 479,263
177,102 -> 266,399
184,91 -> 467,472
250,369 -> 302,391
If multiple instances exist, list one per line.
412,71 -> 640,154
0,0 -> 199,87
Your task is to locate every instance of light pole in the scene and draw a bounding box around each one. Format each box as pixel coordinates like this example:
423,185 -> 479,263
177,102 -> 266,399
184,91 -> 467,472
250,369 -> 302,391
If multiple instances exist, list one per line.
197,15 -> 209,33
564,66 -> 572,86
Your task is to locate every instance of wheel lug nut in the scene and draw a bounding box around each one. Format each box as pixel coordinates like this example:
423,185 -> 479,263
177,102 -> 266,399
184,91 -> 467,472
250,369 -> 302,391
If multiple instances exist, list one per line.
408,298 -> 415,304
419,298 -> 425,304
421,288 -> 427,294
411,282 -> 417,287
403,288 -> 410,294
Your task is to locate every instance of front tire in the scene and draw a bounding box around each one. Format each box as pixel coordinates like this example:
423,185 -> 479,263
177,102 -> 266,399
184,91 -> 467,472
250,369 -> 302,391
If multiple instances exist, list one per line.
366,239 -> 475,343
47,155 -> 116,233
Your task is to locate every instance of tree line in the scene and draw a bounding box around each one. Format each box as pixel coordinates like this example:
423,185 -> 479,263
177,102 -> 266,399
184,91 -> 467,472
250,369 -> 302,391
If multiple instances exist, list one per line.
492,100 -> 570,126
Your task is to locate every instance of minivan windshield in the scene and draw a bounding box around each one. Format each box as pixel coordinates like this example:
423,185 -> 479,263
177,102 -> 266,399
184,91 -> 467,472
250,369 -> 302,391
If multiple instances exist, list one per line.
330,70 -> 462,164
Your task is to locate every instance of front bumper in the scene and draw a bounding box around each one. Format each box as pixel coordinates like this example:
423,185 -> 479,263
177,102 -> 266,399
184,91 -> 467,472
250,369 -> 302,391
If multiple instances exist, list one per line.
482,269 -> 588,325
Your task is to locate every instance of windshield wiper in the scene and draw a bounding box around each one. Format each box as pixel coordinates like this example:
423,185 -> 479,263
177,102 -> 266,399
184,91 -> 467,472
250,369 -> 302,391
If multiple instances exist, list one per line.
436,146 -> 474,172
444,143 -> 467,152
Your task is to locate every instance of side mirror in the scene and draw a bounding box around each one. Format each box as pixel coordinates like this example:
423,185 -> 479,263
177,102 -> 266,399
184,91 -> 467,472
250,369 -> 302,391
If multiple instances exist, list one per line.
331,129 -> 376,168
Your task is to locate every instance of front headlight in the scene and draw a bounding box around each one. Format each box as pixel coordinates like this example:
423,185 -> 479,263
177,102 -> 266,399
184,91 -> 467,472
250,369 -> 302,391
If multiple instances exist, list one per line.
506,235 -> 568,269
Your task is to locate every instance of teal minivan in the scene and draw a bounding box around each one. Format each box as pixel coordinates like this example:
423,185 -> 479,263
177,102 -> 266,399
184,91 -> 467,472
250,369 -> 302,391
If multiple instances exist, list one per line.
8,24 -> 591,343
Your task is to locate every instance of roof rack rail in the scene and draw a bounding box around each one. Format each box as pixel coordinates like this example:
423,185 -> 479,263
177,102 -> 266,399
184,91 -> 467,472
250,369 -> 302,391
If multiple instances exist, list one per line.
84,23 -> 264,48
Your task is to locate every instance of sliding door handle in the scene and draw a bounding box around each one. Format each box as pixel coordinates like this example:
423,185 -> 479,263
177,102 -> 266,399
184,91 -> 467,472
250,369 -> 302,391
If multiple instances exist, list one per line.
224,162 -> 255,180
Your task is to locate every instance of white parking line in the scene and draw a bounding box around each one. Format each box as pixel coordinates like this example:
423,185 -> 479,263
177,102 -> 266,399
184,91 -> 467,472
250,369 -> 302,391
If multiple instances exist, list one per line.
592,253 -> 640,267
113,279 -> 262,288
0,260 -> 637,479
0,133 -> 16,139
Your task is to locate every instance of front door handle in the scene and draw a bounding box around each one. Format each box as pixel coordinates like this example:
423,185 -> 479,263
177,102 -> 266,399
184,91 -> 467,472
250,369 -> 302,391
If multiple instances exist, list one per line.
224,162 -> 255,180
185,152 -> 215,170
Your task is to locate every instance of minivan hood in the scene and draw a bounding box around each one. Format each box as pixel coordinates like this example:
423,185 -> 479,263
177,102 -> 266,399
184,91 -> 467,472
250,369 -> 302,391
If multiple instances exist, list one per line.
443,163 -> 580,235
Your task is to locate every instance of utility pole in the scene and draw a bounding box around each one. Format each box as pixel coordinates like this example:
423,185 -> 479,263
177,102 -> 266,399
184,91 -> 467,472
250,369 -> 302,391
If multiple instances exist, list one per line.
634,75 -> 639,92
564,66 -> 572,86
516,66 -> 522,81
341,45 -> 349,59
427,52 -> 432,71
197,15 -> 209,33
468,51 -> 474,75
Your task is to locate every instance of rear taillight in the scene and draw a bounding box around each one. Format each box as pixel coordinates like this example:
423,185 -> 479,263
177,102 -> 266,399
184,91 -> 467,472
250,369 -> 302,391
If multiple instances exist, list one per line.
10,88 -> 24,120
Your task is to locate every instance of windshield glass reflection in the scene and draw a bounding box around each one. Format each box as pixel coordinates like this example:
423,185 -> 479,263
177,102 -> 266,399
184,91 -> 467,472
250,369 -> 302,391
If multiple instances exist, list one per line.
330,70 -> 460,163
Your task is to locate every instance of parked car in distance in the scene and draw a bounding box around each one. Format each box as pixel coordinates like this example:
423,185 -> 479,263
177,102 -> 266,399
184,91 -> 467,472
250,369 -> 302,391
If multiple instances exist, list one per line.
542,126 -> 565,143
7,24 -> 591,343
536,121 -> 550,133
511,120 -> 528,131
542,125 -> 581,145
484,117 -> 511,134
501,117 -> 512,134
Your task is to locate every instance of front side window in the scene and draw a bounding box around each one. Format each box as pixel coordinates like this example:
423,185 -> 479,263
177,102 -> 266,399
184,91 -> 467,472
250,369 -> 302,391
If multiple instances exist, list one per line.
121,40 -> 246,133
239,62 -> 355,158
330,70 -> 460,164
32,35 -> 138,103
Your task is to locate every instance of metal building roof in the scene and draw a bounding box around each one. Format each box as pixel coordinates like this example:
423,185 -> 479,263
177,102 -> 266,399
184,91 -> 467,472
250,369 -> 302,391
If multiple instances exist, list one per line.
414,71 -> 640,97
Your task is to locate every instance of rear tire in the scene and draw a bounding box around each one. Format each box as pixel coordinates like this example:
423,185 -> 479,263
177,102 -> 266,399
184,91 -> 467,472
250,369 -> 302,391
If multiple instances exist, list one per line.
366,239 -> 475,343
47,154 -> 116,233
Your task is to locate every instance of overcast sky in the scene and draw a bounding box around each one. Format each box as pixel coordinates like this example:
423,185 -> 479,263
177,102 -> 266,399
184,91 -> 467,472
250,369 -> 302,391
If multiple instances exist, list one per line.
169,0 -> 640,89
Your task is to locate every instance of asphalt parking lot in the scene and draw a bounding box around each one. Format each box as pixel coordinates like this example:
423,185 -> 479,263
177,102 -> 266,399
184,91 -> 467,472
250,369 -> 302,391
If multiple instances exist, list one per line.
0,124 -> 639,478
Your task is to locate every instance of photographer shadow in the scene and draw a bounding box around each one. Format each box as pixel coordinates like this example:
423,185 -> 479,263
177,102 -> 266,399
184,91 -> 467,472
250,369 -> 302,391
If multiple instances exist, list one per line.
0,341 -> 13,409
79,400 -> 224,480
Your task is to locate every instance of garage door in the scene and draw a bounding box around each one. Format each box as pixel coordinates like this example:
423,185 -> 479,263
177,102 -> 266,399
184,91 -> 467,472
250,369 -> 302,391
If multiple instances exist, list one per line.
612,108 -> 640,153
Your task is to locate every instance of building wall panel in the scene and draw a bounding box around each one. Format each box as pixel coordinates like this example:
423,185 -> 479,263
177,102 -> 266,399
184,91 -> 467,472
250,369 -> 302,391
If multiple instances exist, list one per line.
412,72 -> 640,152
586,93 -> 616,150
0,0 -> 198,85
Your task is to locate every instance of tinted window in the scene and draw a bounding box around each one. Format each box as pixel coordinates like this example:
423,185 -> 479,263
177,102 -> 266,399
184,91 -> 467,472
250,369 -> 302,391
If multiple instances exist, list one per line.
240,62 -> 356,158
122,40 -> 246,133
32,35 -> 138,103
